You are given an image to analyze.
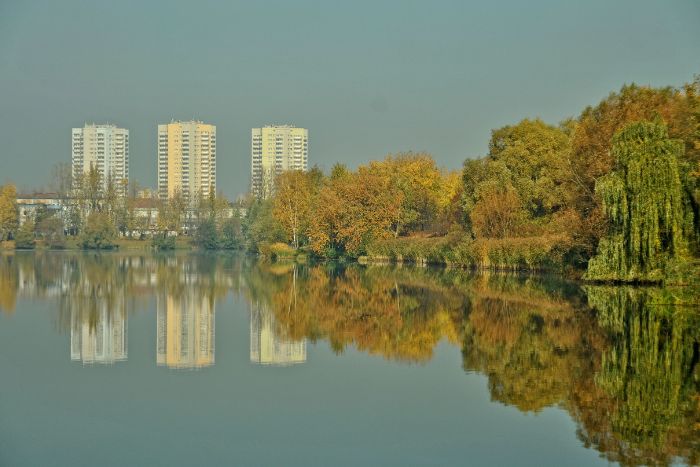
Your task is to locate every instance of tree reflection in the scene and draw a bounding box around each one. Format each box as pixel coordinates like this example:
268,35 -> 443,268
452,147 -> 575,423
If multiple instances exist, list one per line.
0,253 -> 698,463
243,263 -> 466,363
460,274 -> 602,412
580,286 -> 700,465
0,253 -> 18,313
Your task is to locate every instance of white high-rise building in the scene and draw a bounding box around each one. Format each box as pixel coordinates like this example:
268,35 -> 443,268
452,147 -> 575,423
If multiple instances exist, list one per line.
251,125 -> 308,198
158,120 -> 216,202
71,124 -> 129,196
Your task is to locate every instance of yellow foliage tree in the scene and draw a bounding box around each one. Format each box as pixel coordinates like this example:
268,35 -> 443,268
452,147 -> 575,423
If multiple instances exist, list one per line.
0,184 -> 18,241
272,171 -> 313,248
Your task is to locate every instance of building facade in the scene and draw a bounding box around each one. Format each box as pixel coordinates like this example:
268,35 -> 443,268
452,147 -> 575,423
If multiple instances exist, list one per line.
251,125 -> 308,198
158,120 -> 216,202
71,124 -> 129,196
16,193 -> 67,226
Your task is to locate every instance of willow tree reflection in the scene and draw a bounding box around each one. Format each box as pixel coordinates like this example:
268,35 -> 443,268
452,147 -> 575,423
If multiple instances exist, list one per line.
579,286 -> 700,465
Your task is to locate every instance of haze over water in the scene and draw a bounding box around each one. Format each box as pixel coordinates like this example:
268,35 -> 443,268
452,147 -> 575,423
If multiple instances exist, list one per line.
0,252 -> 698,466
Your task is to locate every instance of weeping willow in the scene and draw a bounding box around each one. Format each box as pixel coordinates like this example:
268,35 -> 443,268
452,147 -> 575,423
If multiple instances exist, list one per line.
586,121 -> 691,283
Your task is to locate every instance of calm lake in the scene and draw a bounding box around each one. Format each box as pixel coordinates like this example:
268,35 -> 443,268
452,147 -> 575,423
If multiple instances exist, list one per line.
0,252 -> 698,466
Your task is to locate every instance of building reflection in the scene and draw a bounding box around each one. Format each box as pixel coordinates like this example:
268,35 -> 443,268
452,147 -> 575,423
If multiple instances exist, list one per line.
156,292 -> 215,369
250,301 -> 306,366
70,296 -> 128,365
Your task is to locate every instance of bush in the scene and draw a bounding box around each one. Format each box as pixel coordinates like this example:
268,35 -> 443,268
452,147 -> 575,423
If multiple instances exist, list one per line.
14,222 -> 35,250
79,212 -> 117,250
269,242 -> 296,259
220,218 -> 242,250
194,218 -> 219,250
37,216 -> 65,249
152,233 -> 176,250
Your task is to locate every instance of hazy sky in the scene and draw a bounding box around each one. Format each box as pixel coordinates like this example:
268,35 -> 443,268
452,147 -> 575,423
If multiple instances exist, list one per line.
1,0 -> 698,197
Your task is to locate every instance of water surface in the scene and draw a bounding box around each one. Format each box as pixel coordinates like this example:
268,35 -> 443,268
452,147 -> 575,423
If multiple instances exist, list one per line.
0,252 -> 698,466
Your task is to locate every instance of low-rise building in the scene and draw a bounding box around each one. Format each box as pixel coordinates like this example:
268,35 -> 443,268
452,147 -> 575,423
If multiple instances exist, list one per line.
16,193 -> 68,226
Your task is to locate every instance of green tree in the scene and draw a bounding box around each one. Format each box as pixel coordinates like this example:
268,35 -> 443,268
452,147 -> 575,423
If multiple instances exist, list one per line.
14,220 -> 36,249
462,119 -> 575,240
194,217 -> 218,250
242,198 -> 286,252
36,213 -> 65,249
220,216 -> 242,250
586,121 -> 691,282
79,212 -> 117,249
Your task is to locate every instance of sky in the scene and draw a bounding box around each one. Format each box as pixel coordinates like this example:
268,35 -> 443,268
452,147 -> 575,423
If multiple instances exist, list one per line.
0,0 -> 698,198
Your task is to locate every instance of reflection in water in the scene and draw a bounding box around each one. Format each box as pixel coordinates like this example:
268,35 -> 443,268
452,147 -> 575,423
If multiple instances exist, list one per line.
250,301 -> 306,366
71,297 -> 127,365
581,287 -> 700,465
1,252 -> 699,465
156,290 -> 215,369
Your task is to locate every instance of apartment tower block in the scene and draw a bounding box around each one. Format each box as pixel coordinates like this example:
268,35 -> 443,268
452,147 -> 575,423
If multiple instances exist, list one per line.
251,125 -> 308,198
71,124 -> 129,195
158,120 -> 216,201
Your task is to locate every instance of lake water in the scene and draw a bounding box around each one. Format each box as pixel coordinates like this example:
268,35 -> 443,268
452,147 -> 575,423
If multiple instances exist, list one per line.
0,252 -> 698,466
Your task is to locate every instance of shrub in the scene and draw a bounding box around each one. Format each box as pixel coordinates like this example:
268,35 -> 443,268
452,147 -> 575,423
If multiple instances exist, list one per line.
79,212 -> 117,249
152,233 -> 176,250
14,222 -> 35,250
269,242 -> 296,259
220,218 -> 242,250
194,218 -> 219,250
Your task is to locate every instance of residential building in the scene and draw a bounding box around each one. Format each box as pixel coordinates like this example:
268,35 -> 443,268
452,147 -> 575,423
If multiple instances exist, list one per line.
251,125 -> 308,198
157,120 -> 216,203
16,193 -> 67,226
71,124 -> 129,196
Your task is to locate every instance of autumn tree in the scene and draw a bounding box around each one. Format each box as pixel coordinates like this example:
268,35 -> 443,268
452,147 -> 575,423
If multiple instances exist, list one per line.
568,80 -> 700,254
460,119 -> 584,267
470,185 -> 523,238
369,153 -> 444,235
272,170 -> 314,248
0,184 -> 18,241
571,82 -> 700,202
74,164 -> 103,213
309,166 -> 403,256
156,189 -> 187,235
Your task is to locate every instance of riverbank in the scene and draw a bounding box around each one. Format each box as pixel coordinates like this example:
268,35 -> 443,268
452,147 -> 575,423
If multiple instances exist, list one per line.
0,237 -> 194,251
